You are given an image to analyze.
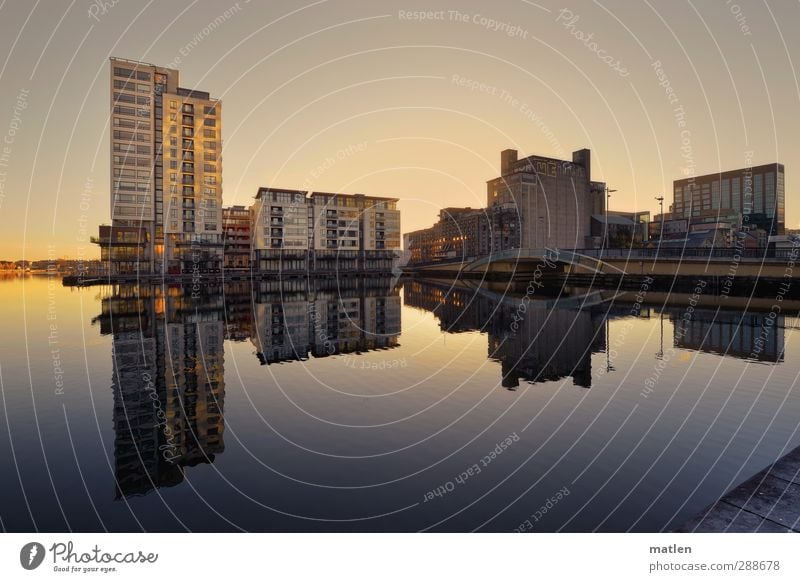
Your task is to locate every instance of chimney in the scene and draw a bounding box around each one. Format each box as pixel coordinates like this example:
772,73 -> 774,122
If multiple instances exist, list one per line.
501,149 -> 518,175
572,149 -> 591,180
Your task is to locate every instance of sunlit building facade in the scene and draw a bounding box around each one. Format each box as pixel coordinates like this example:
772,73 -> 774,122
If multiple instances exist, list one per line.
250,188 -> 400,272
222,205 -> 252,270
673,163 -> 785,236
96,58 -> 223,275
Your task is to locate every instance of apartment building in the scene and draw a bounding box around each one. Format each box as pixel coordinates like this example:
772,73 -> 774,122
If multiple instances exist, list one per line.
222,205 -> 252,269
97,58 -> 223,275
250,188 -> 400,272
404,207 -> 490,265
673,163 -> 785,235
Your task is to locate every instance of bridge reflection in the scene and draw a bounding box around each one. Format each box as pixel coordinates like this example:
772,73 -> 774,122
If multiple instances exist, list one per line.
404,279 -> 788,391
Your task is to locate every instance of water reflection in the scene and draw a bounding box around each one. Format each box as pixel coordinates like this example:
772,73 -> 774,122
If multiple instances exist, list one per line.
404,281 -> 607,389
94,285 -> 227,497
94,277 -> 401,498
91,276 -> 790,508
667,308 -> 784,363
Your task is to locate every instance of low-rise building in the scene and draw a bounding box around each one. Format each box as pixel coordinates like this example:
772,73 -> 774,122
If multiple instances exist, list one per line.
222,205 -> 251,269
404,207 -> 489,265
250,187 -> 400,272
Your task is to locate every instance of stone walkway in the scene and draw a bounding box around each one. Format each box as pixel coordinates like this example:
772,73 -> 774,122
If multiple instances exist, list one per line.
677,446 -> 800,532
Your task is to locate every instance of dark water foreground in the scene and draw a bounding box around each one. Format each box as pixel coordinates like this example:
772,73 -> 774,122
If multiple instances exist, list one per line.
0,275 -> 798,532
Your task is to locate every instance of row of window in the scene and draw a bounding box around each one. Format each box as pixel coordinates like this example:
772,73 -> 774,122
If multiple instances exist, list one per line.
113,67 -> 151,81
169,101 -> 217,116
114,117 -> 150,130
113,79 -> 150,93
114,168 -> 151,180
113,155 -> 150,167
114,181 -> 150,192
113,92 -> 150,106
114,194 -> 151,204
113,130 -> 150,142
113,143 -> 150,154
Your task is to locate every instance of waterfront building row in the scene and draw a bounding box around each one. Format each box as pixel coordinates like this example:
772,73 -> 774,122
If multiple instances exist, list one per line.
95,58 -> 401,276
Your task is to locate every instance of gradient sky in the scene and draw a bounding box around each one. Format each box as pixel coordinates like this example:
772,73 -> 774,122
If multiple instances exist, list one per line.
0,0 -> 798,260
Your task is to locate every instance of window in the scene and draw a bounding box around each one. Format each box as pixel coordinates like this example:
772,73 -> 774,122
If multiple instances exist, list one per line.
203,129 -> 215,138
203,118 -> 216,127
114,92 -> 136,104
204,176 -> 216,185
170,100 -> 177,109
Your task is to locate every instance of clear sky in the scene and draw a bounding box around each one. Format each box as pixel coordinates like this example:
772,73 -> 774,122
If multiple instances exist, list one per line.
0,0 -> 798,260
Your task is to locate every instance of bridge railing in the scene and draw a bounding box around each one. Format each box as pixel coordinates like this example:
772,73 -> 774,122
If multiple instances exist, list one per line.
580,247 -> 796,261
404,246 -> 798,269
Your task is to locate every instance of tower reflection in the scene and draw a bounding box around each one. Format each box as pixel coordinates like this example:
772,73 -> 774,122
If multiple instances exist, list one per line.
94,277 -> 401,497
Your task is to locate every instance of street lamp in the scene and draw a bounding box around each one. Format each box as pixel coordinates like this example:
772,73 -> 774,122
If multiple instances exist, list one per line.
605,186 -> 617,247
655,195 -> 664,244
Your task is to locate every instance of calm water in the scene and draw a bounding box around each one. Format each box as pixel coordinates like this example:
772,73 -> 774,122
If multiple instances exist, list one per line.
0,274 -> 798,532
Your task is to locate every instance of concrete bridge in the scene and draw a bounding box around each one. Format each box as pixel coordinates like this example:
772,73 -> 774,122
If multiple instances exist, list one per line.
409,247 -> 800,279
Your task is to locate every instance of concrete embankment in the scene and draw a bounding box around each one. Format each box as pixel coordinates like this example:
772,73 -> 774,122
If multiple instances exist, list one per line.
676,445 -> 800,533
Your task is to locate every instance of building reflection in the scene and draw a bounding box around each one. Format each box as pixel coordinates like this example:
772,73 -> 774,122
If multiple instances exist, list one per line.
249,277 -> 401,364
94,277 -> 401,498
668,308 -> 784,363
403,280 -> 607,389
94,284 -> 227,497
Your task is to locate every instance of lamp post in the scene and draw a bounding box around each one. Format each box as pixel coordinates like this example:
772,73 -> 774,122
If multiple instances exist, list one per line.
655,195 -> 664,244
605,186 -> 617,247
